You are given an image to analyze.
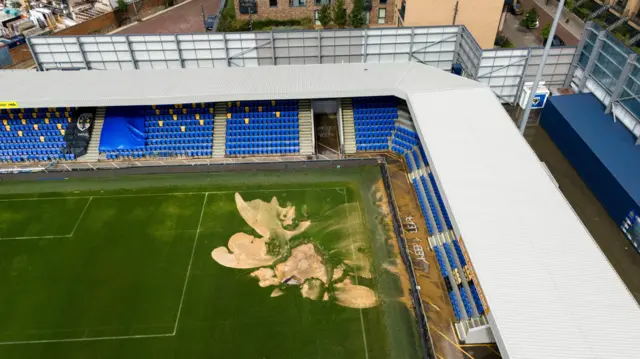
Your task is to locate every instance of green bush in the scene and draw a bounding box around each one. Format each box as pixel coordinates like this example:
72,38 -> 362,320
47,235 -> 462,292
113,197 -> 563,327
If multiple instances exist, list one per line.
540,24 -> 551,41
349,0 -> 366,28
520,8 -> 538,28
494,35 -> 514,48
333,0 -> 347,28
319,4 -> 332,27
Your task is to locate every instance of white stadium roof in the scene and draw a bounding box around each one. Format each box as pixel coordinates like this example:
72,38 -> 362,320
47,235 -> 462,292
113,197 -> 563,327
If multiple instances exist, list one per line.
2,62 -> 640,358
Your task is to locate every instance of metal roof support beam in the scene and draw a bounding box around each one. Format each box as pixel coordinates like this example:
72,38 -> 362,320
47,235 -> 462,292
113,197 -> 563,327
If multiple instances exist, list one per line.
408,34 -> 458,56
408,27 -> 415,62
363,30 -> 368,63
605,53 -> 636,114
125,36 -> 138,70
174,35 -> 184,68
514,49 -> 533,105
477,57 -> 527,79
578,31 -> 606,92
228,39 -> 273,62
26,37 -> 42,71
317,31 -> 321,64
563,23 -> 591,88
76,37 -> 90,70
222,33 -> 229,67
270,31 -> 276,65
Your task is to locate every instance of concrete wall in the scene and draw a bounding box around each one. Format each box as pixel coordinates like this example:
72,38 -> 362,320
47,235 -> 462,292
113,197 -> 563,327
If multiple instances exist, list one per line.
234,0 -> 397,26
403,0 -> 502,48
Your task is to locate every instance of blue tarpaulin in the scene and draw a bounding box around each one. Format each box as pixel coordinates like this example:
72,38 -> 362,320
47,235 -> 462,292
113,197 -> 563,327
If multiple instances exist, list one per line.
98,108 -> 145,152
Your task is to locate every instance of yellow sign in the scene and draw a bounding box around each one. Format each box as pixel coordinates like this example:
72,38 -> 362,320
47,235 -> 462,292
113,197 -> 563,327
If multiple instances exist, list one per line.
0,102 -> 19,109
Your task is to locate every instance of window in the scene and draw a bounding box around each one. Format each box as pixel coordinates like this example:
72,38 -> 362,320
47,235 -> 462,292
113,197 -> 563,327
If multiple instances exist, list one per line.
379,0 -> 387,3
270,0 -> 277,7
314,10 -> 320,25
239,0 -> 257,14
315,0 -> 330,5
377,8 -> 386,24
289,0 -> 305,7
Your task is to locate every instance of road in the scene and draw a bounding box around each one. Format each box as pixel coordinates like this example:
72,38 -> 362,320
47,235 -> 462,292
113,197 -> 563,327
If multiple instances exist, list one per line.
519,0 -> 580,46
116,0 -> 221,34
502,10 -> 542,47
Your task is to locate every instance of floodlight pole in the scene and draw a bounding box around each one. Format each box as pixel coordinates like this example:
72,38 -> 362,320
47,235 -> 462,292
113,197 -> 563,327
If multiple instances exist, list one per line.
518,0 -> 565,134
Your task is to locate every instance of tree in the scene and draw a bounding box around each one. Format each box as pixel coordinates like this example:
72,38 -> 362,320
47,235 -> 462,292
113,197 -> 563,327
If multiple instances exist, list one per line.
520,8 -> 538,29
349,0 -> 366,28
332,0 -> 347,28
564,0 -> 575,24
540,24 -> 551,41
318,4 -> 332,27
217,0 -> 237,32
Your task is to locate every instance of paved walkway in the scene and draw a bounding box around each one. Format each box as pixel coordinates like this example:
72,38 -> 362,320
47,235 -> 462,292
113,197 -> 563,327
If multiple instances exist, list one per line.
115,0 -> 221,34
519,0 -> 585,46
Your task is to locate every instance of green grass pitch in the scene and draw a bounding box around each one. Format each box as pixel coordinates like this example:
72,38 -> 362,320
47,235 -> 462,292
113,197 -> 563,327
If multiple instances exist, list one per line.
0,168 -> 422,359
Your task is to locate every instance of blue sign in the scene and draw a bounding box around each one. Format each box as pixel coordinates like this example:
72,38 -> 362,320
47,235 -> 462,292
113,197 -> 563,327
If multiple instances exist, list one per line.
531,92 -> 548,109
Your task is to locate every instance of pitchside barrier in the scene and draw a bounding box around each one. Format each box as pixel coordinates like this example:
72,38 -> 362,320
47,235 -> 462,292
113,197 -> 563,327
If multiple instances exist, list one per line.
379,161 -> 435,359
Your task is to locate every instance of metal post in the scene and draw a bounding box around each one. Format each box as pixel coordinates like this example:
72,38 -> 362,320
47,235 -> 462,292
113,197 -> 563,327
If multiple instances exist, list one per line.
222,33 -> 230,67
409,27 -> 415,61
125,35 -> 138,70
317,30 -> 321,63
26,37 -> 42,71
606,53 -> 637,114
76,37 -> 90,70
175,34 -> 184,68
363,29 -> 368,63
270,31 -> 276,65
563,21 -> 592,88
578,31 -> 606,92
514,48 -> 532,106
519,0 -> 565,134
201,5 -> 206,30
132,0 -> 140,21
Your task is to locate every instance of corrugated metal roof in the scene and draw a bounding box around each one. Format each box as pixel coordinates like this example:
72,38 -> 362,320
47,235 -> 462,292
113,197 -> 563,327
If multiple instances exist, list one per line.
1,62 -> 639,358
0,62 -> 480,108
409,87 -> 640,359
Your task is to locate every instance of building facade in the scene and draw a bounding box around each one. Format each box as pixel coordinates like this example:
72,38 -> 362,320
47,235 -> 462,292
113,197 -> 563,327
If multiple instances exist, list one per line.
234,0 -> 398,27
399,0 -> 503,48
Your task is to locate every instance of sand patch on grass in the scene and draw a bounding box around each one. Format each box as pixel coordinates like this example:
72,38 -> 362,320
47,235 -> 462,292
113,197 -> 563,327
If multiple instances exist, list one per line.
251,267 -> 280,287
275,243 -> 328,284
334,278 -> 378,309
301,278 -> 324,300
270,288 -> 284,297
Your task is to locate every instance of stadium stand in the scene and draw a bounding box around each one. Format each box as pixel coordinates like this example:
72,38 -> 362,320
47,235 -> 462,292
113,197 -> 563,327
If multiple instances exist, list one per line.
225,100 -> 300,156
101,104 -> 215,160
353,97 -> 397,152
0,107 -> 75,162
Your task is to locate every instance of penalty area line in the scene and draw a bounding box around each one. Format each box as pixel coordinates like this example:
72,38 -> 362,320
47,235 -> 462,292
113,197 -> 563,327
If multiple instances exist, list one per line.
173,192 -> 208,335
0,333 -> 174,346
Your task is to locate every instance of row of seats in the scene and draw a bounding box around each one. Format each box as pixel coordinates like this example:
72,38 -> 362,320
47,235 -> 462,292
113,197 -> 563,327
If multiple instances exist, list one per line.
146,138 -> 212,145
226,118 -> 298,125
1,148 -> 62,155
395,127 -> 420,146
429,173 -> 453,230
227,131 -> 298,139
452,240 -> 467,267
356,129 -> 393,138
0,137 -> 65,144
144,119 -> 214,127
146,132 -> 210,139
227,124 -> 298,131
413,179 -> 434,235
421,175 -> 443,233
356,143 -> 388,151
405,152 -> 414,172
0,130 -> 65,138
356,137 -> 388,145
146,144 -> 211,152
392,137 -> 414,153
105,150 -> 212,159
449,291 -> 462,321
144,114 -> 215,121
0,154 -> 75,162
227,141 -> 299,149
227,112 -> 298,118
354,119 -> 395,127
145,126 -> 214,134
459,286 -> 474,318
1,107 -> 73,114
142,108 -> 215,116
226,147 -> 299,156
2,117 -> 71,124
433,246 -> 448,278
469,283 -> 485,315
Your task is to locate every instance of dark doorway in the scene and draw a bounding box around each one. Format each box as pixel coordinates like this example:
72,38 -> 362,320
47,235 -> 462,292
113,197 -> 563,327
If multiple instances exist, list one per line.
314,113 -> 340,155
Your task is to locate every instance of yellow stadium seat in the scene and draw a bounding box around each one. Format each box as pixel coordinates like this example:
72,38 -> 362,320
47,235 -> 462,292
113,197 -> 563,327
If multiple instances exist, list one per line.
20,108 -> 24,113
46,112 -> 51,117
236,101 -> 240,107
201,103 -> 205,108
152,104 -> 156,109
195,114 -> 200,120
32,113 -> 37,118
226,113 -> 231,118
8,114 -> 13,119
182,108 -> 187,114
244,118 -> 249,124
64,112 -> 69,117
55,112 -> 60,117
209,108 -> 214,114
66,107 -> 70,111
21,119 -> 26,125
1,120 -> 6,125
60,129 -> 65,135
18,131 -> 22,137
57,124 -> 62,130
34,124 -> 38,130
158,121 -> 163,127
156,109 -> 160,115
258,106 -> 262,112
199,120 -> 204,125
5,125 -> 10,131
173,114 -> 177,120
45,118 -> 49,124
18,113 -> 23,119
192,103 -> 196,108
227,102 -> 232,108
245,106 -> 249,112
169,109 -> 174,114
67,118 -> 71,123
272,100 -> 276,105
276,111 -> 280,118
174,104 -> 179,109
40,136 -> 45,142
180,126 -> 185,132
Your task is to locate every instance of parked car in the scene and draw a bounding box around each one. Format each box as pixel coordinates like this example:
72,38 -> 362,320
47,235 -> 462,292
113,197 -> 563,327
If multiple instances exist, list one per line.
543,35 -> 566,47
509,3 -> 524,15
0,35 -> 25,49
204,15 -> 217,31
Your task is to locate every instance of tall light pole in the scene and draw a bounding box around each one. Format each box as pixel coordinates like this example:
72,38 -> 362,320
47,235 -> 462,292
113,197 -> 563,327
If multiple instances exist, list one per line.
518,0 -> 565,134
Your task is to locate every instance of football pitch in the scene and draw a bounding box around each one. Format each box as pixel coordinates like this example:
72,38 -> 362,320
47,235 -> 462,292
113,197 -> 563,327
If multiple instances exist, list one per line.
0,167 -> 422,359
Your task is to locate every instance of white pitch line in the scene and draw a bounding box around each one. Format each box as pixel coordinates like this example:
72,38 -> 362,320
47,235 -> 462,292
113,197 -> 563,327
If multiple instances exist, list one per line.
0,234 -> 70,241
69,197 -> 93,237
341,189 -> 370,359
0,333 -> 174,346
173,192 -> 208,335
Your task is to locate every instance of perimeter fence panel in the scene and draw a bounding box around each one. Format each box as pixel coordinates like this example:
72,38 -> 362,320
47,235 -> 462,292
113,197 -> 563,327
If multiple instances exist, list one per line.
456,26 -> 481,79
478,49 -> 529,104
521,46 -> 576,100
